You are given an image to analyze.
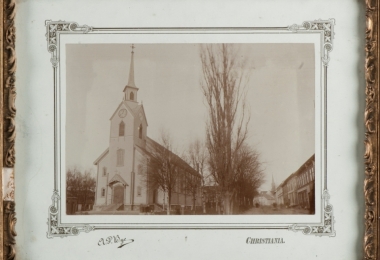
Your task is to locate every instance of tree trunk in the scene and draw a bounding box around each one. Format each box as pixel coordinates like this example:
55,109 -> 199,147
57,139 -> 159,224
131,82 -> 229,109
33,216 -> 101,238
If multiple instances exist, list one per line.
84,189 -> 87,210
223,192 -> 234,215
163,190 -> 166,211
167,190 -> 171,215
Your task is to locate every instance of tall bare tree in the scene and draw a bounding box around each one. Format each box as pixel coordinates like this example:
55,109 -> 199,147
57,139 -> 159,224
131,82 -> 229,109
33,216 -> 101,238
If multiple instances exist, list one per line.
66,167 -> 83,199
184,172 -> 201,214
233,145 -> 264,209
82,170 -> 96,208
200,43 -> 251,214
66,167 -> 96,211
185,139 -> 209,213
143,130 -> 182,215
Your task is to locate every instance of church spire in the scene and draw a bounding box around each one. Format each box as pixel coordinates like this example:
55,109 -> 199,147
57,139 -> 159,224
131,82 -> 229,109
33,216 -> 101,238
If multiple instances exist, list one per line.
123,44 -> 139,105
127,44 -> 136,88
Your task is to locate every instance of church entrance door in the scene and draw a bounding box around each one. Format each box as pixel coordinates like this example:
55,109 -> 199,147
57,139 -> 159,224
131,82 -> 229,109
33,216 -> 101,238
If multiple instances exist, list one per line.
113,184 -> 124,204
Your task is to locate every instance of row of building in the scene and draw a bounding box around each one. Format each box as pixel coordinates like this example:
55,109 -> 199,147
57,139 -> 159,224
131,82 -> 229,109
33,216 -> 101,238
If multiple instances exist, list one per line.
253,154 -> 315,211
274,154 -> 315,210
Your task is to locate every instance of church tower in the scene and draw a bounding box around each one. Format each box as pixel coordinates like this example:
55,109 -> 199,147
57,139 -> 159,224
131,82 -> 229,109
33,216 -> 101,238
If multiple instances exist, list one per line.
123,44 -> 139,109
93,44 -> 149,209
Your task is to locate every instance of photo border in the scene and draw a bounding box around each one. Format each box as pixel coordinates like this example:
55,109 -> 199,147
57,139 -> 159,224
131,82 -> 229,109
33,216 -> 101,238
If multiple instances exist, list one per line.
44,19 -> 335,238
1,0 -> 376,259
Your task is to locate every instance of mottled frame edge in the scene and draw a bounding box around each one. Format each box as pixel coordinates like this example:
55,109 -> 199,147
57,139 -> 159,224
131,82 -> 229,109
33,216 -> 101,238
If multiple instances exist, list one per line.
2,0 -> 16,259
365,0 -> 379,259
0,0 -> 373,259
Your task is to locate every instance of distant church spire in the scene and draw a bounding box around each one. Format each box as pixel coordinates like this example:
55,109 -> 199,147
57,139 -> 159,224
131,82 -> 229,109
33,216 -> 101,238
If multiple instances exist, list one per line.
271,174 -> 276,194
127,44 -> 136,88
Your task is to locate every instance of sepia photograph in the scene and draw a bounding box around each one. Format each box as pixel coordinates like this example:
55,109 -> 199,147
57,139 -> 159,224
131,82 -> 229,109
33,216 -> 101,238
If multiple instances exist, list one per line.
64,43 -> 316,216
10,0 -> 367,257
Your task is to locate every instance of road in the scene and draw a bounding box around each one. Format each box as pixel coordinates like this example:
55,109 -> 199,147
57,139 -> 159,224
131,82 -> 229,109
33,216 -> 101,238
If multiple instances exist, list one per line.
243,207 -> 311,215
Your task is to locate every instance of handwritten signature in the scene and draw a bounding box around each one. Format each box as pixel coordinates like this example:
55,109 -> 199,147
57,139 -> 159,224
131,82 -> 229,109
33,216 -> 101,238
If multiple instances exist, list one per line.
98,235 -> 134,248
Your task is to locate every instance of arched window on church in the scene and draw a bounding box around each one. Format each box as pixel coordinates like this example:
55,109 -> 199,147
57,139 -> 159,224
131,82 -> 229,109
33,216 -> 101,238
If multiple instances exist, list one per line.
130,92 -> 134,101
119,121 -> 125,136
139,124 -> 143,139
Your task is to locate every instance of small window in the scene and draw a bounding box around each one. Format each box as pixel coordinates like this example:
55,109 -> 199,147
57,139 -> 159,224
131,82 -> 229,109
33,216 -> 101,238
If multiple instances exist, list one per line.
130,92 -> 134,100
101,188 -> 105,197
102,167 -> 107,177
139,124 -> 143,139
119,121 -> 125,136
117,149 -> 124,166
137,186 -> 142,196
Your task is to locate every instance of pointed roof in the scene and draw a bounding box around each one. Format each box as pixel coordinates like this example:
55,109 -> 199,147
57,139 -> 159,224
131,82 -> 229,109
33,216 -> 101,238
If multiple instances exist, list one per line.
109,101 -> 131,120
125,44 -> 137,90
93,148 -> 109,165
108,174 -> 128,186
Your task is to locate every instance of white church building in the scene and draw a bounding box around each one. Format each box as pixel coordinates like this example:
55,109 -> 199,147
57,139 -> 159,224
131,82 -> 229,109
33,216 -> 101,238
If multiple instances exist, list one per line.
93,46 -> 202,212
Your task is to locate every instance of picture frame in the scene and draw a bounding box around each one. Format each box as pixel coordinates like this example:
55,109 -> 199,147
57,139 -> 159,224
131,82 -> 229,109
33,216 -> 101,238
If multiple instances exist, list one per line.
0,0 -> 373,259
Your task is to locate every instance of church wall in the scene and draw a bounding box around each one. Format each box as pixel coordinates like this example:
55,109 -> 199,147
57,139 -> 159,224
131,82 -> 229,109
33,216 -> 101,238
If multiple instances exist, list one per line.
133,150 -> 148,205
108,104 -> 135,206
156,189 -> 167,206
95,152 -> 109,206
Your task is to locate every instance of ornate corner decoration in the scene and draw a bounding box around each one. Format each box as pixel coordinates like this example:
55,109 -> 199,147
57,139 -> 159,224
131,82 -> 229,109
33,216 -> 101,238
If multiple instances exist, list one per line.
288,19 -> 335,66
288,190 -> 335,237
364,0 -> 378,259
45,20 -> 93,67
47,191 -> 95,238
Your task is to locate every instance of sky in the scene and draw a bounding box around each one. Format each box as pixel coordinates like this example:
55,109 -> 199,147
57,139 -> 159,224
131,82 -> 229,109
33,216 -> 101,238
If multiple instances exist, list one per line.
65,43 -> 315,191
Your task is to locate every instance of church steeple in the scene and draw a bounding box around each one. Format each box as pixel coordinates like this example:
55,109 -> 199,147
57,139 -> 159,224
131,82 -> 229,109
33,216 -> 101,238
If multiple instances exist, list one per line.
127,44 -> 136,88
123,44 -> 139,104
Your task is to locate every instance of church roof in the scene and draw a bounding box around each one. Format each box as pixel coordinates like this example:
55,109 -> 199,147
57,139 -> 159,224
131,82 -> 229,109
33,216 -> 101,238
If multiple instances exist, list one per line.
135,137 -> 201,178
108,174 -> 128,186
93,148 -> 109,165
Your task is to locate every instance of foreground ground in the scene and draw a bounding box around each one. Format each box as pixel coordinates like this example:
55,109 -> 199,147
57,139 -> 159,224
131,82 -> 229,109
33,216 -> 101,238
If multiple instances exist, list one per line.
73,206 -> 312,215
